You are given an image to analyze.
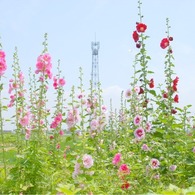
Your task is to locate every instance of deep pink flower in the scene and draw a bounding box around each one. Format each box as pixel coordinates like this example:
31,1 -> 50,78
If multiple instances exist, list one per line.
59,78 -> 66,86
160,38 -> 169,49
112,153 -> 121,165
0,50 -> 7,76
132,31 -> 139,42
133,115 -> 142,126
150,158 -> 160,169
134,127 -> 145,140
83,154 -> 94,169
119,164 -> 130,175
136,23 -> 147,33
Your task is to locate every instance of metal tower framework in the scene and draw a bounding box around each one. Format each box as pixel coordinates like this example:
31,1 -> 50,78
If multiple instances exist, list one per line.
91,41 -> 100,92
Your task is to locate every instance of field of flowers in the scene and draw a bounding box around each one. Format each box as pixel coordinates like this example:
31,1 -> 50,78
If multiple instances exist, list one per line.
0,1 -> 195,194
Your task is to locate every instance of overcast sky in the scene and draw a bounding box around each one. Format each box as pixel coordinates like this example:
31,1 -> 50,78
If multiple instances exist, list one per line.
1,0 -> 195,115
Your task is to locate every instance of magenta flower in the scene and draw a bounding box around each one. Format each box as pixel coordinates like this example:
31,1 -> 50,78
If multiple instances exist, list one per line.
0,50 -> 7,76
119,164 -> 130,175
150,158 -> 160,169
58,78 -> 66,86
83,154 -> 94,169
134,115 -> 142,126
134,127 -> 145,140
112,153 -> 121,165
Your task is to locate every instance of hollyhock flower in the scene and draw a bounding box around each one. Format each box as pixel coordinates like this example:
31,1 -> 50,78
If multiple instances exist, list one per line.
125,89 -> 131,99
58,78 -> 66,86
101,105 -> 107,113
145,122 -> 152,132
169,165 -> 177,171
59,130 -> 64,136
153,174 -> 160,179
134,127 -> 145,140
138,87 -> 144,95
134,86 -> 140,94
173,94 -> 179,103
133,115 -> 142,126
121,182 -> 130,190
0,50 -> 7,76
149,78 -> 154,88
136,23 -> 147,33
78,93 -> 84,99
192,147 -> 195,153
119,164 -> 130,175
35,53 -> 52,78
90,119 -> 99,130
169,36 -> 173,41
72,163 -> 81,179
132,31 -> 139,42
150,158 -> 160,169
163,92 -> 168,98
142,144 -> 150,151
173,76 -> 179,85
112,153 -> 121,165
83,154 -> 94,169
56,143 -> 60,149
19,114 -> 30,127
171,109 -> 177,114
160,38 -> 169,49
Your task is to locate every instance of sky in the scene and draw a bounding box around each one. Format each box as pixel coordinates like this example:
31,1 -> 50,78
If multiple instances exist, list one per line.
1,0 -> 195,116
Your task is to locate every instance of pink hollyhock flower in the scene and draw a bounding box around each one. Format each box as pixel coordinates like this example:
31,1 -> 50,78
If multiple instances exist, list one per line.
58,78 -> 66,86
134,127 -> 145,140
142,144 -> 150,151
112,153 -> 121,165
83,154 -> 94,169
132,30 -> 139,42
160,38 -> 169,49
133,115 -> 142,126
90,119 -> 99,130
136,23 -> 147,33
119,164 -> 130,175
19,114 -> 30,127
169,165 -> 177,171
134,86 -> 140,94
18,72 -> 24,83
150,158 -> 160,169
72,163 -> 81,179
59,130 -> 64,136
125,89 -> 131,99
77,93 -> 84,99
192,147 -> 195,153
101,105 -> 107,113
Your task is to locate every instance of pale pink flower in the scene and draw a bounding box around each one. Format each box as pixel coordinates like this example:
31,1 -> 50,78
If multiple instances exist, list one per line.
192,146 -> 195,153
134,86 -> 140,94
134,127 -> 145,140
72,163 -> 81,179
125,89 -> 131,99
90,119 -> 99,130
101,105 -> 107,113
18,72 -> 24,83
118,164 -> 130,175
150,158 -> 160,169
142,144 -> 150,151
153,174 -> 160,180
66,108 -> 80,129
83,154 -> 94,169
112,153 -> 121,165
134,115 -> 142,126
19,114 -> 30,127
169,165 -> 177,171
58,78 -> 66,86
